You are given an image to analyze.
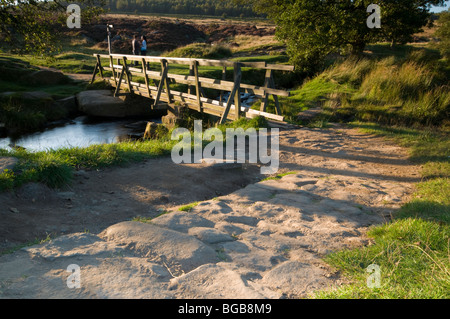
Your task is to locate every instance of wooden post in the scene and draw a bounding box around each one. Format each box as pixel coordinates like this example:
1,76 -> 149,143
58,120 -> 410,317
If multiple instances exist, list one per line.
142,57 -> 151,104
234,63 -> 241,120
270,73 -> 281,115
220,66 -> 226,103
114,64 -> 125,97
121,57 -> 133,94
109,55 -> 117,87
193,61 -> 202,113
219,62 -> 241,124
96,55 -> 104,80
188,63 -> 195,95
260,69 -> 282,115
90,62 -> 99,84
90,54 -> 103,84
260,69 -> 272,112
162,60 -> 173,103
154,59 -> 171,108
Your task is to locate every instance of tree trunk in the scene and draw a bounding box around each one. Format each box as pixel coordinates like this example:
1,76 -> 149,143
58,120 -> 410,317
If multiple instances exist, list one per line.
351,41 -> 366,55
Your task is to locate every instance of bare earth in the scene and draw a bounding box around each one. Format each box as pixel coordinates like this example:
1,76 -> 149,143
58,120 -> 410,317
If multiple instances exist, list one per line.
0,123 -> 420,298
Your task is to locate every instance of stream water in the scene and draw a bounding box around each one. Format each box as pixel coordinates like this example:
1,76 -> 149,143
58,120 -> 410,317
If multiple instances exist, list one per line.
0,116 -> 157,152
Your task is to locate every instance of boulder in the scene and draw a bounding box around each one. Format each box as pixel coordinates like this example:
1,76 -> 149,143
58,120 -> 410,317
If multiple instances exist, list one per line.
100,221 -> 218,275
21,70 -> 70,86
76,90 -> 156,118
261,261 -> 331,297
151,211 -> 215,233
0,91 -> 53,100
52,95 -> 79,117
143,121 -> 168,139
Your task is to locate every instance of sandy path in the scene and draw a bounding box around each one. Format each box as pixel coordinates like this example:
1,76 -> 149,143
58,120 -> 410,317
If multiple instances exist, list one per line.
0,123 -> 420,298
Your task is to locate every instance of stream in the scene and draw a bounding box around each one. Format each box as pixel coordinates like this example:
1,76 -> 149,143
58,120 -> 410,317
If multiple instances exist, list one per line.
0,116 -> 157,152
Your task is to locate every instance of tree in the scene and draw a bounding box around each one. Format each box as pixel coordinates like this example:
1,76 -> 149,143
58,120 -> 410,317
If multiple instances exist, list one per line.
0,0 -> 105,55
235,0 -> 447,73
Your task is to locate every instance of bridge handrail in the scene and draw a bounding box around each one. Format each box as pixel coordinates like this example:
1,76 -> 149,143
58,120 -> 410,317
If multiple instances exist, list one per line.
91,53 -> 295,123
96,54 -> 294,71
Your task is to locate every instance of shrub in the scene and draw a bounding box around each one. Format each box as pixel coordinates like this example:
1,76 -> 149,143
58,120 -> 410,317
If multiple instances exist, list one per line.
166,43 -> 232,59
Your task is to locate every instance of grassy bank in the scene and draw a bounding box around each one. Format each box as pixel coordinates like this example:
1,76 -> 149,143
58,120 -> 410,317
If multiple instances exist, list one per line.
286,45 -> 450,299
0,116 -> 267,191
277,44 -> 449,127
314,123 -> 449,298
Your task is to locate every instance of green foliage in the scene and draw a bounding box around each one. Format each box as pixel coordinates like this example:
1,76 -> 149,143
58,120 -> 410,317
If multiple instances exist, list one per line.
0,0 -> 105,56
108,0 -> 258,18
0,169 -> 15,191
165,43 -> 232,59
238,0 -> 446,73
179,201 -> 200,211
436,10 -> 450,60
293,46 -> 450,128
319,218 -> 450,298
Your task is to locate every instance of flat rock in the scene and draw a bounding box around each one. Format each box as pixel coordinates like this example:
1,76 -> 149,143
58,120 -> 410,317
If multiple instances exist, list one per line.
188,227 -> 234,244
76,90 -> 156,118
169,263 -> 279,299
24,233 -> 123,261
151,211 -> 215,233
99,221 -> 218,275
261,260 -> 332,297
77,90 -> 127,118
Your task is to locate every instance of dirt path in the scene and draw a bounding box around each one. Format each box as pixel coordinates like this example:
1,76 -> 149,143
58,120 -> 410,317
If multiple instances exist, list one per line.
0,123 -> 421,298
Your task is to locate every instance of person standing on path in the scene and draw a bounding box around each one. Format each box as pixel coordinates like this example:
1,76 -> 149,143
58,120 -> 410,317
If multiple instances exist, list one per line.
132,35 -> 141,66
141,35 -> 147,56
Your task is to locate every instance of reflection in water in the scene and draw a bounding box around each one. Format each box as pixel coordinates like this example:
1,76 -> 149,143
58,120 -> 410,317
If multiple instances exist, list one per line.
0,116 -> 155,152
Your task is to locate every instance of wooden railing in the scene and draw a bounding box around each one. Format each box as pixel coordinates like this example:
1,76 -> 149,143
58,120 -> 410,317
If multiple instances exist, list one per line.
91,53 -> 294,123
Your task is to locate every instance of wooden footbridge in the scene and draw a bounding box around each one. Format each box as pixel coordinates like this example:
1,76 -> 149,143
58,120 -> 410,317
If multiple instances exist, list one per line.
91,54 -> 294,124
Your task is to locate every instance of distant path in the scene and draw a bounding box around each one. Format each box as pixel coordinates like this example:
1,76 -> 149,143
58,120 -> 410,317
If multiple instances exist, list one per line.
0,123 -> 420,298
37,65 -> 92,82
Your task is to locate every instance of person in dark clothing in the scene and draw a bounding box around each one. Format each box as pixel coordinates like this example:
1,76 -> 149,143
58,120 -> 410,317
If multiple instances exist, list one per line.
132,35 -> 140,66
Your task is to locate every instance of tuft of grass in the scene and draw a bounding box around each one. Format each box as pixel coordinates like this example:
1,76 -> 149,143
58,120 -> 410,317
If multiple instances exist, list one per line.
0,233 -> 53,256
261,171 -> 297,181
178,201 -> 200,212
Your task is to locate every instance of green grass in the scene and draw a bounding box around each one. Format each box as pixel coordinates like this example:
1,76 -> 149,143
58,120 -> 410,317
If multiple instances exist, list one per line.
287,44 -> 450,299
261,171 -> 297,181
0,137 -> 177,190
317,218 -> 449,299
0,233 -> 53,256
283,45 -> 449,128
315,123 -> 449,299
164,43 -> 233,60
0,117 -> 268,191
178,201 -> 200,212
